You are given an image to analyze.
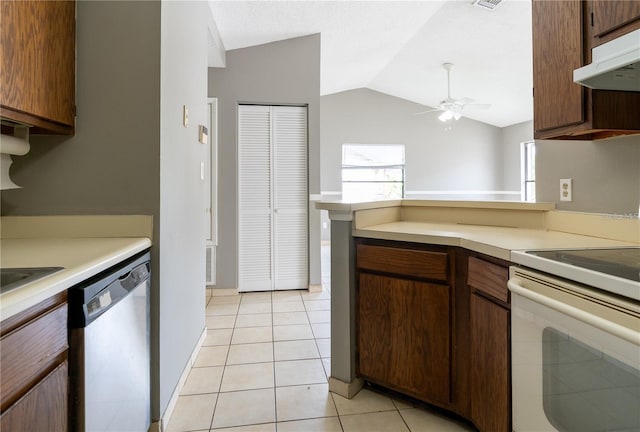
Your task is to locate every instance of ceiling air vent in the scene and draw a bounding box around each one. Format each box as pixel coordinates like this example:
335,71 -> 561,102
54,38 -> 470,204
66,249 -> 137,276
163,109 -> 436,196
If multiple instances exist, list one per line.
472,0 -> 504,11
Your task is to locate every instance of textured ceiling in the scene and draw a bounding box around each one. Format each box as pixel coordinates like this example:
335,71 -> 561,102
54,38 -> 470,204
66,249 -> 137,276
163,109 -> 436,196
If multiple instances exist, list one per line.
209,0 -> 533,128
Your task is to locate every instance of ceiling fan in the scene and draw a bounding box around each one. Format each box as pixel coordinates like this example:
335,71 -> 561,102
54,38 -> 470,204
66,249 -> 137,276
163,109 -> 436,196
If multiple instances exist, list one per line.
416,63 -> 491,122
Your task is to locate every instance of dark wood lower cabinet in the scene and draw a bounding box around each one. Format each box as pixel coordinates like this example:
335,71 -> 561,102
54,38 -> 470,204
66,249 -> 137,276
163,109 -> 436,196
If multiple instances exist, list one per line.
470,293 -> 510,432
358,272 -> 451,405
0,362 -> 68,432
0,292 -> 69,432
355,240 -> 512,432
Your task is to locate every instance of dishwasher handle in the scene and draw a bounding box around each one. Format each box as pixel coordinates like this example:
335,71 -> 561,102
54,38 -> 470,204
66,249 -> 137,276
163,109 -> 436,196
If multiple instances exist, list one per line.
68,251 -> 151,328
118,262 -> 150,291
83,262 -> 149,324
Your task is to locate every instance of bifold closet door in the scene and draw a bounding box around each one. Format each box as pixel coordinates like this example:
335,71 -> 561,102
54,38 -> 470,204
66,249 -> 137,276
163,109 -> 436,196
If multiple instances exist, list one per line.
273,106 -> 308,290
238,105 -> 308,292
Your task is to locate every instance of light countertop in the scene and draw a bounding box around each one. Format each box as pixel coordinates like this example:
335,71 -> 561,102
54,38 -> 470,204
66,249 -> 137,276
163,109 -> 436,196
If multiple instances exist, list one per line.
0,237 -> 151,320
316,199 -> 555,213
354,221 -> 638,261
318,199 -> 639,259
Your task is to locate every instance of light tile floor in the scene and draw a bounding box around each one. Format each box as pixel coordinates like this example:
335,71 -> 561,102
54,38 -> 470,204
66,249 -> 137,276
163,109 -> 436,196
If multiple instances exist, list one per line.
166,286 -> 477,432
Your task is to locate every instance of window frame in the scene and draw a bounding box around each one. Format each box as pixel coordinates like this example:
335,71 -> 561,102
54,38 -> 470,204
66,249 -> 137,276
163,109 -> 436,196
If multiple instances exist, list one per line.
521,140 -> 536,202
341,144 -> 406,201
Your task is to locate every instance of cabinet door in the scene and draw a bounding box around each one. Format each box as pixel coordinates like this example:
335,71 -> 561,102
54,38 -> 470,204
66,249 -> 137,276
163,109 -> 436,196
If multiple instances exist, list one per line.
0,362 -> 68,432
532,0 -> 584,133
591,0 -> 640,38
0,0 -> 75,133
358,272 -> 451,404
470,294 -> 510,432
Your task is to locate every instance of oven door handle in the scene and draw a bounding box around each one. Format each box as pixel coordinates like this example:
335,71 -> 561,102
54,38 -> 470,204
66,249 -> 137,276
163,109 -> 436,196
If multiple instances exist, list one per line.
508,278 -> 639,345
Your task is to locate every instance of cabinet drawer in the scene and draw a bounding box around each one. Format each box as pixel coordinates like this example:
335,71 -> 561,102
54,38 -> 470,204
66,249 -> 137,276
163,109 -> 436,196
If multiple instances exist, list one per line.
0,361 -> 68,432
468,256 -> 509,303
357,244 -> 448,281
0,303 -> 68,409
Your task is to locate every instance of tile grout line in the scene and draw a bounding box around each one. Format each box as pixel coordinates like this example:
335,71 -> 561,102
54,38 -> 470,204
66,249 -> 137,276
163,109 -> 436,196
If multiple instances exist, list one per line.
202,290 -> 334,431
209,295 -> 239,431
271,293 -> 279,428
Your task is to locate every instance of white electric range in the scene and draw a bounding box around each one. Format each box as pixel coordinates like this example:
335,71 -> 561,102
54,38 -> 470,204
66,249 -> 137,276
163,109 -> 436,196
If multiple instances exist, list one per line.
508,247 -> 640,432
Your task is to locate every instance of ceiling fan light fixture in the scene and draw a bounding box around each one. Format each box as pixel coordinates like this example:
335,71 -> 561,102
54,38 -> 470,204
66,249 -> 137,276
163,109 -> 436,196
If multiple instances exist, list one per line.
438,110 -> 453,122
438,109 -> 461,122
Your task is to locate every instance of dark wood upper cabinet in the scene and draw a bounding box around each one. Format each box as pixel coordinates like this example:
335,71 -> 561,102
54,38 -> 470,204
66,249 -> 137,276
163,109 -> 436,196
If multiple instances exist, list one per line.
0,0 -> 76,134
591,0 -> 640,40
532,0 -> 584,133
532,0 -> 640,140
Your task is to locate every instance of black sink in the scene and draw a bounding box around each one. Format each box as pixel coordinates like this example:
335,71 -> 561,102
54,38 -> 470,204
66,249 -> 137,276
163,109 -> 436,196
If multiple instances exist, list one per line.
0,267 -> 65,294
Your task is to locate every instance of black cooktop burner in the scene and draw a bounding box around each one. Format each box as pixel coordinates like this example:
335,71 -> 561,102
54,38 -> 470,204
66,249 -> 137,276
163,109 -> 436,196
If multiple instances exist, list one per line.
527,248 -> 640,282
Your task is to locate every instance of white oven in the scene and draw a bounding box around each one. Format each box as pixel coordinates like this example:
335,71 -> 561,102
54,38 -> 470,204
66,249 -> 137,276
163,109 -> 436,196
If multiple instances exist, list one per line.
508,266 -> 639,432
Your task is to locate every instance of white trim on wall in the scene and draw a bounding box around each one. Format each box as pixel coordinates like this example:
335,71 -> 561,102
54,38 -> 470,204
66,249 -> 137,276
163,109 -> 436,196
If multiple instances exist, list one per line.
320,190 -> 521,197
405,190 -> 521,196
155,327 -> 207,432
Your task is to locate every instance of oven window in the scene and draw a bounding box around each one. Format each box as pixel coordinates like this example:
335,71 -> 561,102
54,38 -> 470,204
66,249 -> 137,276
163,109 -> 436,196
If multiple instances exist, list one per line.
542,327 -> 640,432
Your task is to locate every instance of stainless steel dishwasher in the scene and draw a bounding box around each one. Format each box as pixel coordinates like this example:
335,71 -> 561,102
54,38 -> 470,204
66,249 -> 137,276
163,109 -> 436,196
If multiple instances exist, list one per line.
68,250 -> 151,432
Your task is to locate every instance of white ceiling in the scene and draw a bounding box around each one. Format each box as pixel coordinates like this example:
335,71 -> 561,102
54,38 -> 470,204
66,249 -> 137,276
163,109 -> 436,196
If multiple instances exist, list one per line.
209,0 -> 533,128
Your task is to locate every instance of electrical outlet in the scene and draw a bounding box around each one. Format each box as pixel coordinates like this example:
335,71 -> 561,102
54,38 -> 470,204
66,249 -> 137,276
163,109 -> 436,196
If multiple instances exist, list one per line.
560,178 -> 572,202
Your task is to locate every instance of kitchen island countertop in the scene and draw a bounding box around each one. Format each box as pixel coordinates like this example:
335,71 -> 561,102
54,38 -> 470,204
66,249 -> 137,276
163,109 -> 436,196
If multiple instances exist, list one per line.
354,220 -> 638,261
316,199 -> 639,260
316,199 -> 639,402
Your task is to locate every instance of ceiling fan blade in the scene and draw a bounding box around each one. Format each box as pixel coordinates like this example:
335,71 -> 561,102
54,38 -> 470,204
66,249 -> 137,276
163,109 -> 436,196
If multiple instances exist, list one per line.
414,108 -> 442,115
456,97 -> 475,104
462,103 -> 491,110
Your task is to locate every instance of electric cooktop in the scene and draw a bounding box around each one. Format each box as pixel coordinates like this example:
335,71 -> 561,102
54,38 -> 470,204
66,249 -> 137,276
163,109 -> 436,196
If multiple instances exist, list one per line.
511,247 -> 640,301
527,248 -> 640,282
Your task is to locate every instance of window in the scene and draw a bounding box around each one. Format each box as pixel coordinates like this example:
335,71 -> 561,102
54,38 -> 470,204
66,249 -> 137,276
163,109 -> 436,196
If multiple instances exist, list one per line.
521,141 -> 535,202
342,144 -> 405,201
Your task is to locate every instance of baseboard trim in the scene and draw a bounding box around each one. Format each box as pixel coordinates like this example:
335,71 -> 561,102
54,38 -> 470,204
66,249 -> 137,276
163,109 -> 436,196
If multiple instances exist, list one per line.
150,327 -> 207,432
328,376 -> 364,399
308,283 -> 323,293
210,288 -> 240,296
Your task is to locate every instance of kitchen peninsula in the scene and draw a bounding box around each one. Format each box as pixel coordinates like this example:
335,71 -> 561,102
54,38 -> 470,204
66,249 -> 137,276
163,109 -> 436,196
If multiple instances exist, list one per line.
317,199 -> 639,432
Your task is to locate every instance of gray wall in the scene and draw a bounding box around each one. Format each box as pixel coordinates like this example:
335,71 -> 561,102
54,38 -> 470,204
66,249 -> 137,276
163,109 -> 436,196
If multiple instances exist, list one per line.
536,135 -> 640,215
501,120 -> 534,192
2,1 -> 161,215
208,34 -> 322,290
158,0 -> 212,417
1,0 -> 218,421
320,89 -> 506,196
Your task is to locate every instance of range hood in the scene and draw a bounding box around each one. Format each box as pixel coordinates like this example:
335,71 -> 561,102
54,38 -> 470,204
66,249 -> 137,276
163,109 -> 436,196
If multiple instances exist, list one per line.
574,29 -> 640,92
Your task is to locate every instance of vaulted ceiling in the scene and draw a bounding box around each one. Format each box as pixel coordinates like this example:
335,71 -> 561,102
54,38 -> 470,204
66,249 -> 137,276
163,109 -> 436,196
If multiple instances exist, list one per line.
209,0 -> 533,128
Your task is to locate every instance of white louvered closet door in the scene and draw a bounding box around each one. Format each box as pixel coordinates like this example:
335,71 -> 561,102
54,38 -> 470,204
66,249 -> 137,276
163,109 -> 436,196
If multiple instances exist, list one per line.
273,106 -> 308,290
238,105 -> 273,291
238,105 -> 308,292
